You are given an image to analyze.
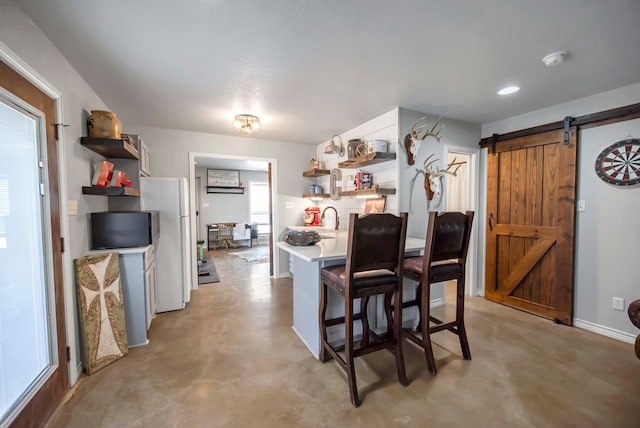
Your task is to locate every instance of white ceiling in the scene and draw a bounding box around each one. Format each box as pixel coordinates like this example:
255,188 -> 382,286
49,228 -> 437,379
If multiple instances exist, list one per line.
17,0 -> 640,144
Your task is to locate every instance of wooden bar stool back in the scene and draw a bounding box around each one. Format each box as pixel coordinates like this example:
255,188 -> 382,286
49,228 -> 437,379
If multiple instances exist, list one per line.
403,210 -> 474,376
319,212 -> 409,407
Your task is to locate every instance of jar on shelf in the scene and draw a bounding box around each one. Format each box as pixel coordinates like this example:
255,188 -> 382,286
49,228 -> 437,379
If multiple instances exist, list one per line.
87,110 -> 121,139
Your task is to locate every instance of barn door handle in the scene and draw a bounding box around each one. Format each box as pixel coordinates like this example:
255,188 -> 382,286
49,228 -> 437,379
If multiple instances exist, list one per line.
488,213 -> 495,232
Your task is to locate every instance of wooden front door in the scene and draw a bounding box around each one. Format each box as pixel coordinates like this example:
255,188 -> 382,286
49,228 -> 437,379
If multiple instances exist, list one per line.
485,128 -> 577,324
1,60 -> 68,426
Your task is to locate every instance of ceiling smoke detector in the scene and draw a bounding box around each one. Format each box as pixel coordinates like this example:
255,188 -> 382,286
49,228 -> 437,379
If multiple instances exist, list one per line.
542,51 -> 568,67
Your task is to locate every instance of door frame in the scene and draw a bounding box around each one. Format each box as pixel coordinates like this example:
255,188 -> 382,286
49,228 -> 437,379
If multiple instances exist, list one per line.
0,43 -> 78,387
0,42 -> 77,386
187,152 -> 280,282
444,144 -> 481,297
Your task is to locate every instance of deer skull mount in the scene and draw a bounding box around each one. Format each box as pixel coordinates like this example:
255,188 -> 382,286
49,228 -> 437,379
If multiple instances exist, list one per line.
403,116 -> 444,165
414,154 -> 466,201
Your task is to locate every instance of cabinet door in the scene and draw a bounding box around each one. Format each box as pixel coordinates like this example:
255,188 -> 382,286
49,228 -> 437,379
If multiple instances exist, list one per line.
144,261 -> 156,330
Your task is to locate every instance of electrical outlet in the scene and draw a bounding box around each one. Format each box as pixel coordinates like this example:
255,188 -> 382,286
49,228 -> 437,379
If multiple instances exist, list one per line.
612,297 -> 625,311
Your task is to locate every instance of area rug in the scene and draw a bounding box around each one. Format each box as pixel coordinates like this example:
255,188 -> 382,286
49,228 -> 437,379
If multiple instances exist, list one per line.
229,245 -> 269,263
198,252 -> 220,284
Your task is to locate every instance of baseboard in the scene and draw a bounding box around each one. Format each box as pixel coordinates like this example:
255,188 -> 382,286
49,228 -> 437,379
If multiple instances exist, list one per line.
75,362 -> 83,382
431,297 -> 444,307
291,326 -> 319,359
574,318 -> 636,344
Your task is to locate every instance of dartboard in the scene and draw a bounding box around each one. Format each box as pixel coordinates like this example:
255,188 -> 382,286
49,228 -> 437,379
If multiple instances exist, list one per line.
594,138 -> 640,186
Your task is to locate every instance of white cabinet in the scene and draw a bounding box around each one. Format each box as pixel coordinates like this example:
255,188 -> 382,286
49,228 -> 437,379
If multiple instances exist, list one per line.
143,245 -> 156,329
90,245 -> 155,347
140,138 -> 151,177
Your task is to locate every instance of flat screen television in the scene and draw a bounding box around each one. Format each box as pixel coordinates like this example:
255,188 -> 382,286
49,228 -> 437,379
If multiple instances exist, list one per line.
90,211 -> 159,249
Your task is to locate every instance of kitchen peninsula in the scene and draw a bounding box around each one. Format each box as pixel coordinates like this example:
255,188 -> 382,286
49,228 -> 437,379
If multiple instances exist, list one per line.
277,228 -> 425,359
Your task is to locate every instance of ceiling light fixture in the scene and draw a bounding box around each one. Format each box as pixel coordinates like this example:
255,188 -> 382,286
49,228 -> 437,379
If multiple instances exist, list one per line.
497,86 -> 520,96
542,51 -> 568,67
324,134 -> 345,156
232,114 -> 262,135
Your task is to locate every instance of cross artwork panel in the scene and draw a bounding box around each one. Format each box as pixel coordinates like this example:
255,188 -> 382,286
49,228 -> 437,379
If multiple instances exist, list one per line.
74,252 -> 128,374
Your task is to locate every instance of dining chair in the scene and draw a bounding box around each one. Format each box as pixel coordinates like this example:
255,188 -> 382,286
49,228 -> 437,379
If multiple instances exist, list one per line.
319,212 -> 408,407
629,299 -> 640,359
402,211 -> 474,375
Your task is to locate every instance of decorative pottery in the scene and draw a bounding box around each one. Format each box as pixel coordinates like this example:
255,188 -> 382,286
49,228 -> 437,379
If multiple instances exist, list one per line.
87,110 -> 121,139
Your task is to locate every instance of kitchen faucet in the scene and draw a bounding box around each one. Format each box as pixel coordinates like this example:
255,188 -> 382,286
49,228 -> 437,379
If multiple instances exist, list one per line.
321,206 -> 340,230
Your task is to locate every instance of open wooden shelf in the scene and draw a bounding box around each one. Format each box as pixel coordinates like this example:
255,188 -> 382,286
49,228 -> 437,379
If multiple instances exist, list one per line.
82,186 -> 140,196
302,193 -> 331,199
339,186 -> 396,198
338,152 -> 396,168
81,137 -> 140,159
302,169 -> 331,177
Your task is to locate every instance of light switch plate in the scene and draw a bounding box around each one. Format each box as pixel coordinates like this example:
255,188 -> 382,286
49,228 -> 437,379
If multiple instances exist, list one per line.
285,202 -> 295,209
577,200 -> 586,212
202,202 -> 210,208
68,199 -> 78,216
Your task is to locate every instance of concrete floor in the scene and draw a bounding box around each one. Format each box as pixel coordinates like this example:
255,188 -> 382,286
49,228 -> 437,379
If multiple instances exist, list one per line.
48,248 -> 640,427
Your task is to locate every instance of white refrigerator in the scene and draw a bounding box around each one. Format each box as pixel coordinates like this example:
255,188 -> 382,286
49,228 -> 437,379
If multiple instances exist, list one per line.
141,177 -> 192,312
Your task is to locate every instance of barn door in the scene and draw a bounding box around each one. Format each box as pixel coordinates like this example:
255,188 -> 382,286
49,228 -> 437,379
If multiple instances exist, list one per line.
485,128 -> 577,324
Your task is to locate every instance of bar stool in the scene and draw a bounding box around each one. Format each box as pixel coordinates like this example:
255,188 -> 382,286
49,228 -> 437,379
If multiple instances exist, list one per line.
319,212 -> 408,407
402,211 -> 474,376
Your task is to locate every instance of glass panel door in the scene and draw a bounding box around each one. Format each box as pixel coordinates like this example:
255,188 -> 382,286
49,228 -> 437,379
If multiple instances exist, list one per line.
0,95 -> 53,423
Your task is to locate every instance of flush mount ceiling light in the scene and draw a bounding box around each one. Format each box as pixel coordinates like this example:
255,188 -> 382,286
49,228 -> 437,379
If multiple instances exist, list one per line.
497,86 -> 520,96
542,51 -> 568,67
324,134 -> 345,156
232,114 -> 262,135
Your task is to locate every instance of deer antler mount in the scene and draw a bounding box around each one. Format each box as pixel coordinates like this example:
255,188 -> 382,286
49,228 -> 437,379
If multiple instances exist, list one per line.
403,116 -> 444,165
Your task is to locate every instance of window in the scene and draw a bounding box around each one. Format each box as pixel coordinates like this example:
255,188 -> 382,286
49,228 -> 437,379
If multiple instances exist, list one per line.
249,182 -> 270,235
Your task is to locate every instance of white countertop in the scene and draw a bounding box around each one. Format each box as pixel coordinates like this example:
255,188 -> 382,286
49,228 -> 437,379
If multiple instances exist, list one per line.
88,245 -> 152,255
277,228 -> 424,262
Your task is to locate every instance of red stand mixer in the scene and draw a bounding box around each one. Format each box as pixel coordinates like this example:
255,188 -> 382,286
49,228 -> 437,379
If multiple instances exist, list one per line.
303,207 -> 321,226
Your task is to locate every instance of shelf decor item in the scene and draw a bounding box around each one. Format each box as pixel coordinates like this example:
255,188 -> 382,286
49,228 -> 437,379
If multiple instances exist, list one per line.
87,110 -> 121,139
74,252 -> 128,374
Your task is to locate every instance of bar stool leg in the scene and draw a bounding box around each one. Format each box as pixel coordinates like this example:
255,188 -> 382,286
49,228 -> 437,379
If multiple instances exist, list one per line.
319,282 -> 331,363
456,277 -> 472,360
392,289 -> 408,386
344,299 -> 360,407
421,281 -> 437,376
360,296 -> 370,347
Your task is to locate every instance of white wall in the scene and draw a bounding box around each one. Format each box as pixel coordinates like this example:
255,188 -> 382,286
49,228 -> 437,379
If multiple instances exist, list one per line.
397,108 -> 480,239
481,82 -> 640,340
129,125 -> 314,277
0,0 -> 118,382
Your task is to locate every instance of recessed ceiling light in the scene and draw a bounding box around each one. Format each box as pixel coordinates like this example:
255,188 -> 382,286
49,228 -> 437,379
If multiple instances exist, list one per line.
497,86 -> 520,96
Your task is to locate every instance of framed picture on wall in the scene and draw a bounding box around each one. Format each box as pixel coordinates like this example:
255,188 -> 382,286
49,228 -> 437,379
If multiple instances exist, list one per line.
364,196 -> 386,214
207,169 -> 240,187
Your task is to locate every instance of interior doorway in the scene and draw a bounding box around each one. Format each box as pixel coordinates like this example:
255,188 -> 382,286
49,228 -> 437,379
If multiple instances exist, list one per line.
445,145 -> 480,296
188,153 -> 278,284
